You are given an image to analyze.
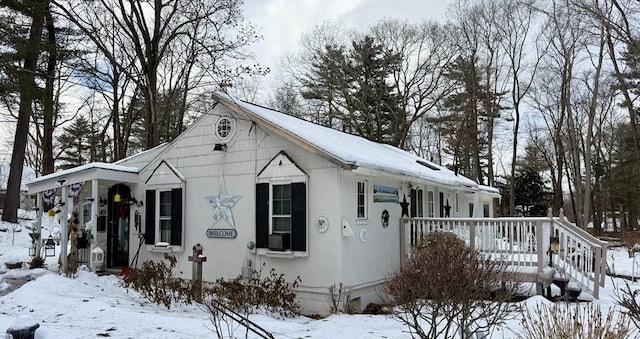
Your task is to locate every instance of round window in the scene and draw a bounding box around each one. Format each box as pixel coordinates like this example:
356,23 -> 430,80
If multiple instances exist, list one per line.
215,117 -> 235,141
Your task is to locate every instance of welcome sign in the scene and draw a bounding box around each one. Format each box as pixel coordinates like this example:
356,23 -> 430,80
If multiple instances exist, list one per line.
206,228 -> 237,239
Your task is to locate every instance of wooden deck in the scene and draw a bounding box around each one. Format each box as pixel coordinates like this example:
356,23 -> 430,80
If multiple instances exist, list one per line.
399,209 -> 608,299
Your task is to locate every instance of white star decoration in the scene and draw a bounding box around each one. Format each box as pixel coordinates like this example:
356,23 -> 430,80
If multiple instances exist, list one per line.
205,182 -> 241,227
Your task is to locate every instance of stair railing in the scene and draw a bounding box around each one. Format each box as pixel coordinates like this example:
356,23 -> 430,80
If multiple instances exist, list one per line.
399,208 -> 607,298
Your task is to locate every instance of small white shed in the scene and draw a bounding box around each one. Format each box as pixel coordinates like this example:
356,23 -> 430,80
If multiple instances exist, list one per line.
28,92 -> 500,315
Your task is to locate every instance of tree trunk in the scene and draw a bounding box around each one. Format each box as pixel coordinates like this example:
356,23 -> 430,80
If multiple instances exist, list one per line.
2,0 -> 49,223
42,8 -> 56,177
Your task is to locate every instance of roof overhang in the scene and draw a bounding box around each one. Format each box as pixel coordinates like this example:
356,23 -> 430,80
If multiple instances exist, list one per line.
351,167 -> 479,192
27,162 -> 139,194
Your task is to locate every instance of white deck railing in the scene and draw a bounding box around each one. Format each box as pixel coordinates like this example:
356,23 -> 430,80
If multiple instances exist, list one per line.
399,210 -> 608,299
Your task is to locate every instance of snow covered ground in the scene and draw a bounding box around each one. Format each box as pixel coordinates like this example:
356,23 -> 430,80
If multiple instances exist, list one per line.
1,213 -> 639,338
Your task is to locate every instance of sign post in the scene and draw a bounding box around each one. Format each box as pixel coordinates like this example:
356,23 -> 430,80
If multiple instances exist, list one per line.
188,243 -> 207,302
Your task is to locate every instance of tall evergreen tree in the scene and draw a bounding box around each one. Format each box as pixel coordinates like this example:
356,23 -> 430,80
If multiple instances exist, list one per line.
608,123 -> 640,231
301,36 -> 402,145
301,44 -> 349,128
344,36 -> 403,145
441,55 -> 503,184
0,0 -> 49,223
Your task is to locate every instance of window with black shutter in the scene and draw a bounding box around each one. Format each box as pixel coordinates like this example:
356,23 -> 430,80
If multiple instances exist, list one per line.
144,187 -> 183,247
255,151 -> 308,254
255,182 -> 307,252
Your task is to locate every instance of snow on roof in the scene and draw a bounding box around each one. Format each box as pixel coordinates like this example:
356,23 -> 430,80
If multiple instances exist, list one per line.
479,184 -> 501,195
113,142 -> 168,165
29,162 -> 138,185
213,92 -> 482,190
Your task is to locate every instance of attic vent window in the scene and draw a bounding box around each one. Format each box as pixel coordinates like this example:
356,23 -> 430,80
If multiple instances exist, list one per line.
416,160 -> 440,171
215,116 -> 235,142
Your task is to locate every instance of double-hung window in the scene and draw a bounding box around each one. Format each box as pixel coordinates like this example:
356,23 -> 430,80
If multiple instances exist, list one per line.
256,181 -> 306,252
256,152 -> 307,253
427,191 -> 435,217
272,184 -> 292,234
158,190 -> 173,243
416,189 -> 424,217
357,181 -> 368,219
145,187 -> 183,247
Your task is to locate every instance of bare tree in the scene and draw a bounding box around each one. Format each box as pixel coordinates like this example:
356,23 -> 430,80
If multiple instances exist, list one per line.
369,19 -> 456,151
528,0 -> 589,216
53,0 -> 264,152
497,0 -> 544,215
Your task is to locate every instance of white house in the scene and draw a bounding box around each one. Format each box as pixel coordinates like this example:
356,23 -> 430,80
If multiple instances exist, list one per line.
27,92 -> 500,314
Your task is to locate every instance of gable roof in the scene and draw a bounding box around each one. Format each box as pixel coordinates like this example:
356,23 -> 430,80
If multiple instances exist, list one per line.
212,92 -> 496,193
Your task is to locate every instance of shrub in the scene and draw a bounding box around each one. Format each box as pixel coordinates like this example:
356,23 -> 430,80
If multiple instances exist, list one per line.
205,263 -> 301,318
328,282 -> 355,314
121,254 -> 194,309
201,265 -> 300,339
29,256 -> 44,269
383,231 -> 523,339
615,280 -> 640,331
517,302 -> 633,338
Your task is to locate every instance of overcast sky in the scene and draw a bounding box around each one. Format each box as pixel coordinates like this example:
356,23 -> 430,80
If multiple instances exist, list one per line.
241,0 -> 453,99
0,0 -> 454,153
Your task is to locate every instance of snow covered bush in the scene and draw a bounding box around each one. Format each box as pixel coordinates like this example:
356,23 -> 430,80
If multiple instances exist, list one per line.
383,231 -> 522,339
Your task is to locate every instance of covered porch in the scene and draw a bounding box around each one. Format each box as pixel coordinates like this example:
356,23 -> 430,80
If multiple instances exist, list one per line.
27,163 -> 139,273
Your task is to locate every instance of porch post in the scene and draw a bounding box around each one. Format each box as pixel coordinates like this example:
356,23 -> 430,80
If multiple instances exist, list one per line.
60,185 -> 69,272
399,218 -> 406,266
473,191 -> 481,218
90,179 -> 98,270
35,193 -> 43,256
593,246 -> 601,299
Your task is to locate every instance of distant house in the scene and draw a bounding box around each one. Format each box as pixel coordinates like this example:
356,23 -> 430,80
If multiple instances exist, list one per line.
28,93 -> 500,314
0,158 -> 36,211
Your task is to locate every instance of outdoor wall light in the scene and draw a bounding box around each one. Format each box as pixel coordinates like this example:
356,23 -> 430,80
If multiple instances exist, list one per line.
550,236 -> 560,252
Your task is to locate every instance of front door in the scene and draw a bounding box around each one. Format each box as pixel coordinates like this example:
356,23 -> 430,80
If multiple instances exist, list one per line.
107,184 -> 131,268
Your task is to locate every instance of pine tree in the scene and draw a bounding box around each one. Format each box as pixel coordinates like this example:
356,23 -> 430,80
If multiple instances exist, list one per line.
344,36 -> 402,145
301,44 -> 349,128
441,55 -> 504,185
0,0 -> 49,223
57,116 -> 93,169
301,36 -> 402,145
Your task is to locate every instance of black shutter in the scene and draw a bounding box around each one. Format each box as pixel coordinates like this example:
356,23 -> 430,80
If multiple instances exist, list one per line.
145,190 -> 156,244
170,188 -> 183,246
256,183 -> 269,249
291,182 -> 306,252
410,189 -> 417,218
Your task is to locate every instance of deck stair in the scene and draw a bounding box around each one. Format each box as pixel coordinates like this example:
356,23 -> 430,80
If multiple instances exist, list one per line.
400,208 -> 608,299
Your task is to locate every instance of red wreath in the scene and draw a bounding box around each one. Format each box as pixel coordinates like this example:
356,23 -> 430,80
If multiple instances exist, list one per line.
115,204 -> 127,218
